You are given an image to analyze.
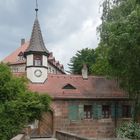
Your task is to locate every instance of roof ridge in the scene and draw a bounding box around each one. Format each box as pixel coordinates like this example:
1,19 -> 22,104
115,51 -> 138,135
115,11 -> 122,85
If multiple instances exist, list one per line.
48,74 -> 105,78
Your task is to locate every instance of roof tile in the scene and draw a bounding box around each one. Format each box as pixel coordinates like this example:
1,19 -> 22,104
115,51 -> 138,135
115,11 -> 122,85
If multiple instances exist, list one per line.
28,74 -> 128,99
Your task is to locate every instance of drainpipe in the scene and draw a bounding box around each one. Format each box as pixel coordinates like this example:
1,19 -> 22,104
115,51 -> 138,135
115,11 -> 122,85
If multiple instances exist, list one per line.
114,101 -> 118,137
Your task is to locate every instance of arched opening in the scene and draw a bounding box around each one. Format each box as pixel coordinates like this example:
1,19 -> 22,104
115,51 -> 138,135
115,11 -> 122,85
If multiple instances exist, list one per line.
30,110 -> 54,138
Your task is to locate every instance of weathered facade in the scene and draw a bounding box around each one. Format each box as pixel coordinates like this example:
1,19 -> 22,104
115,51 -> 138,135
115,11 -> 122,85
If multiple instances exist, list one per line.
2,9 -> 132,138
28,75 -> 132,138
53,100 -> 132,138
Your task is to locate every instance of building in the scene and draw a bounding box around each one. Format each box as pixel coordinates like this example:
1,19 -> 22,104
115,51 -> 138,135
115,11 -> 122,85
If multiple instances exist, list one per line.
2,6 -> 132,139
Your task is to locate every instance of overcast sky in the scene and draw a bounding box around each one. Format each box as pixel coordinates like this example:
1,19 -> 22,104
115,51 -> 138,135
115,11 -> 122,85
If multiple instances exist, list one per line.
0,0 -> 102,71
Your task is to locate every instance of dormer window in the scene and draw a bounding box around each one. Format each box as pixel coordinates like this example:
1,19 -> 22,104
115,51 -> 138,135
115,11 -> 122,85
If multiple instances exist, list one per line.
18,52 -> 24,61
34,54 -> 42,66
62,84 -> 76,89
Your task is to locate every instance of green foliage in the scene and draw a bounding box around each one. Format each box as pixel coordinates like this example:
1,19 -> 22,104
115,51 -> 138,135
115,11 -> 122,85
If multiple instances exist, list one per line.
117,121 -> 140,139
0,63 -> 51,140
68,48 -> 95,74
99,0 -> 140,91
98,0 -> 140,120
91,44 -> 111,76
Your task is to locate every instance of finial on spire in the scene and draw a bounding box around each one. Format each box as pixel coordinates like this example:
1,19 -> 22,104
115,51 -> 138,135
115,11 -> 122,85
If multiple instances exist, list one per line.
35,0 -> 38,17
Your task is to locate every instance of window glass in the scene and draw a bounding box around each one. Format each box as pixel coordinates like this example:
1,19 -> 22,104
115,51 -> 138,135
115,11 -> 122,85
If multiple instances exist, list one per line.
84,105 -> 92,119
122,105 -> 131,118
12,67 -> 19,72
102,105 -> 110,118
34,55 -> 42,66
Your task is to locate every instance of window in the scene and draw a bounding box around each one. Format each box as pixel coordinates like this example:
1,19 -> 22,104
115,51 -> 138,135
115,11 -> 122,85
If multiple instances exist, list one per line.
18,56 -> 24,61
102,105 -> 110,118
12,67 -> 19,72
62,84 -> 76,89
122,105 -> 131,118
34,55 -> 42,66
52,69 -> 55,73
49,67 -> 51,73
84,105 -> 92,119
18,51 -> 24,61
68,105 -> 79,121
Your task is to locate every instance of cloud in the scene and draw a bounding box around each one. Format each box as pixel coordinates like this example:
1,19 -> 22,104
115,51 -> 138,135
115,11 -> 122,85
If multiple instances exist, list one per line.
0,0 -> 102,71
48,17 -> 101,70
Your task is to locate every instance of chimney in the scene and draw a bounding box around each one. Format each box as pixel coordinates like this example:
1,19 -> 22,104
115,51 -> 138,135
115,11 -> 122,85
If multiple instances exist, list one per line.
21,38 -> 25,46
82,64 -> 88,79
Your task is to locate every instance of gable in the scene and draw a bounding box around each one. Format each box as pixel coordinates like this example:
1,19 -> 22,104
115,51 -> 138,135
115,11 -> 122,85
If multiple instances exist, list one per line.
18,51 -> 24,56
62,84 -> 76,90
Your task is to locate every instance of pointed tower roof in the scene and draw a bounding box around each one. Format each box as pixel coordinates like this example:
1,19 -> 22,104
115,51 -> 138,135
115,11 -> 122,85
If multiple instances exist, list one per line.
25,0 -> 49,56
24,17 -> 49,56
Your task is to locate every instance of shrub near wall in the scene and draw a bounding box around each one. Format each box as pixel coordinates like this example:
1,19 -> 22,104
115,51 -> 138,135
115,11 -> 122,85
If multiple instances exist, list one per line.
117,121 -> 140,139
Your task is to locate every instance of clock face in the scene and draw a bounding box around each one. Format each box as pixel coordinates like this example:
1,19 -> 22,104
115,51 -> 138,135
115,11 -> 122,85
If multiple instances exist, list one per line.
34,69 -> 42,77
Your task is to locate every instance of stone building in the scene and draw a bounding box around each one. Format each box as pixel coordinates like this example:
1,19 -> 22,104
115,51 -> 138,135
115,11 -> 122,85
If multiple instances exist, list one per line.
2,7 -> 132,139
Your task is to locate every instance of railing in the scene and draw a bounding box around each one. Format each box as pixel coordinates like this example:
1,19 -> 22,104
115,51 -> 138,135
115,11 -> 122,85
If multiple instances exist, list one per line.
56,131 -> 131,140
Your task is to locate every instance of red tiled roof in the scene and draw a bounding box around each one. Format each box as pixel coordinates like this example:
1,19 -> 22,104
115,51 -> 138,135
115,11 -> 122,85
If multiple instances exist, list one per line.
28,74 -> 128,99
2,41 -> 65,73
3,41 -> 29,64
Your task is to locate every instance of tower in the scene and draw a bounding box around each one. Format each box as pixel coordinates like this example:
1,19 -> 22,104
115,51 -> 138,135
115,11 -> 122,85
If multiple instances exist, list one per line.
24,0 -> 49,83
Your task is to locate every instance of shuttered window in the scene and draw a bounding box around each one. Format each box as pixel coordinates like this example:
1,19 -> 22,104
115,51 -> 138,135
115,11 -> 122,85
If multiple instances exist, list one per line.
79,104 -> 84,120
102,105 -> 110,118
69,103 -> 123,120
92,103 -> 98,119
84,105 -> 92,119
111,103 -> 115,118
68,105 -> 79,121
92,104 -> 102,119
68,104 -> 93,121
117,104 -> 122,118
122,105 -> 131,118
98,104 -> 102,119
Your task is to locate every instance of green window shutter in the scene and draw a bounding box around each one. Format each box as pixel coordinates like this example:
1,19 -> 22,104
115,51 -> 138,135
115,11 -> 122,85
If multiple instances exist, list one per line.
97,104 -> 102,119
79,104 -> 84,120
131,105 -> 134,118
111,103 -> 115,118
92,103 -> 98,119
68,104 -> 78,121
117,103 -> 122,118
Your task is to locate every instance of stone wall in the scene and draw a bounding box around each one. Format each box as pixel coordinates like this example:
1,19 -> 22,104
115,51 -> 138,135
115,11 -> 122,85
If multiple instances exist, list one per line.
56,131 -> 131,140
52,100 -> 131,138
10,134 -> 26,140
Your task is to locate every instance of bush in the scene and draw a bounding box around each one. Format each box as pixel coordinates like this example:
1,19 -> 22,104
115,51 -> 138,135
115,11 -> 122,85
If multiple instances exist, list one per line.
117,121 -> 140,139
0,63 -> 51,139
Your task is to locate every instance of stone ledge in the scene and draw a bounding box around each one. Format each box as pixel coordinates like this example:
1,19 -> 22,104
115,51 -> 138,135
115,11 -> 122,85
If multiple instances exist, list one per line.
56,131 -> 132,140
11,134 -> 25,140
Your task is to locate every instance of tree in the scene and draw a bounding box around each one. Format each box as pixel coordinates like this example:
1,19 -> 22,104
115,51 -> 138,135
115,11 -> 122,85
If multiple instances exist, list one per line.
68,48 -> 95,74
91,44 -> 111,76
0,63 -> 51,140
98,0 -> 140,121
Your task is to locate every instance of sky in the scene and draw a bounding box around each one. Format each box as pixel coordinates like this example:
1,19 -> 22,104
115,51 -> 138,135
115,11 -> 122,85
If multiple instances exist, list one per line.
0,0 -> 102,71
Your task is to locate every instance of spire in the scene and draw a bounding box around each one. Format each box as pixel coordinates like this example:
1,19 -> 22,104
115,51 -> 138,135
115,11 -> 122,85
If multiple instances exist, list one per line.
35,0 -> 38,18
24,0 -> 49,56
